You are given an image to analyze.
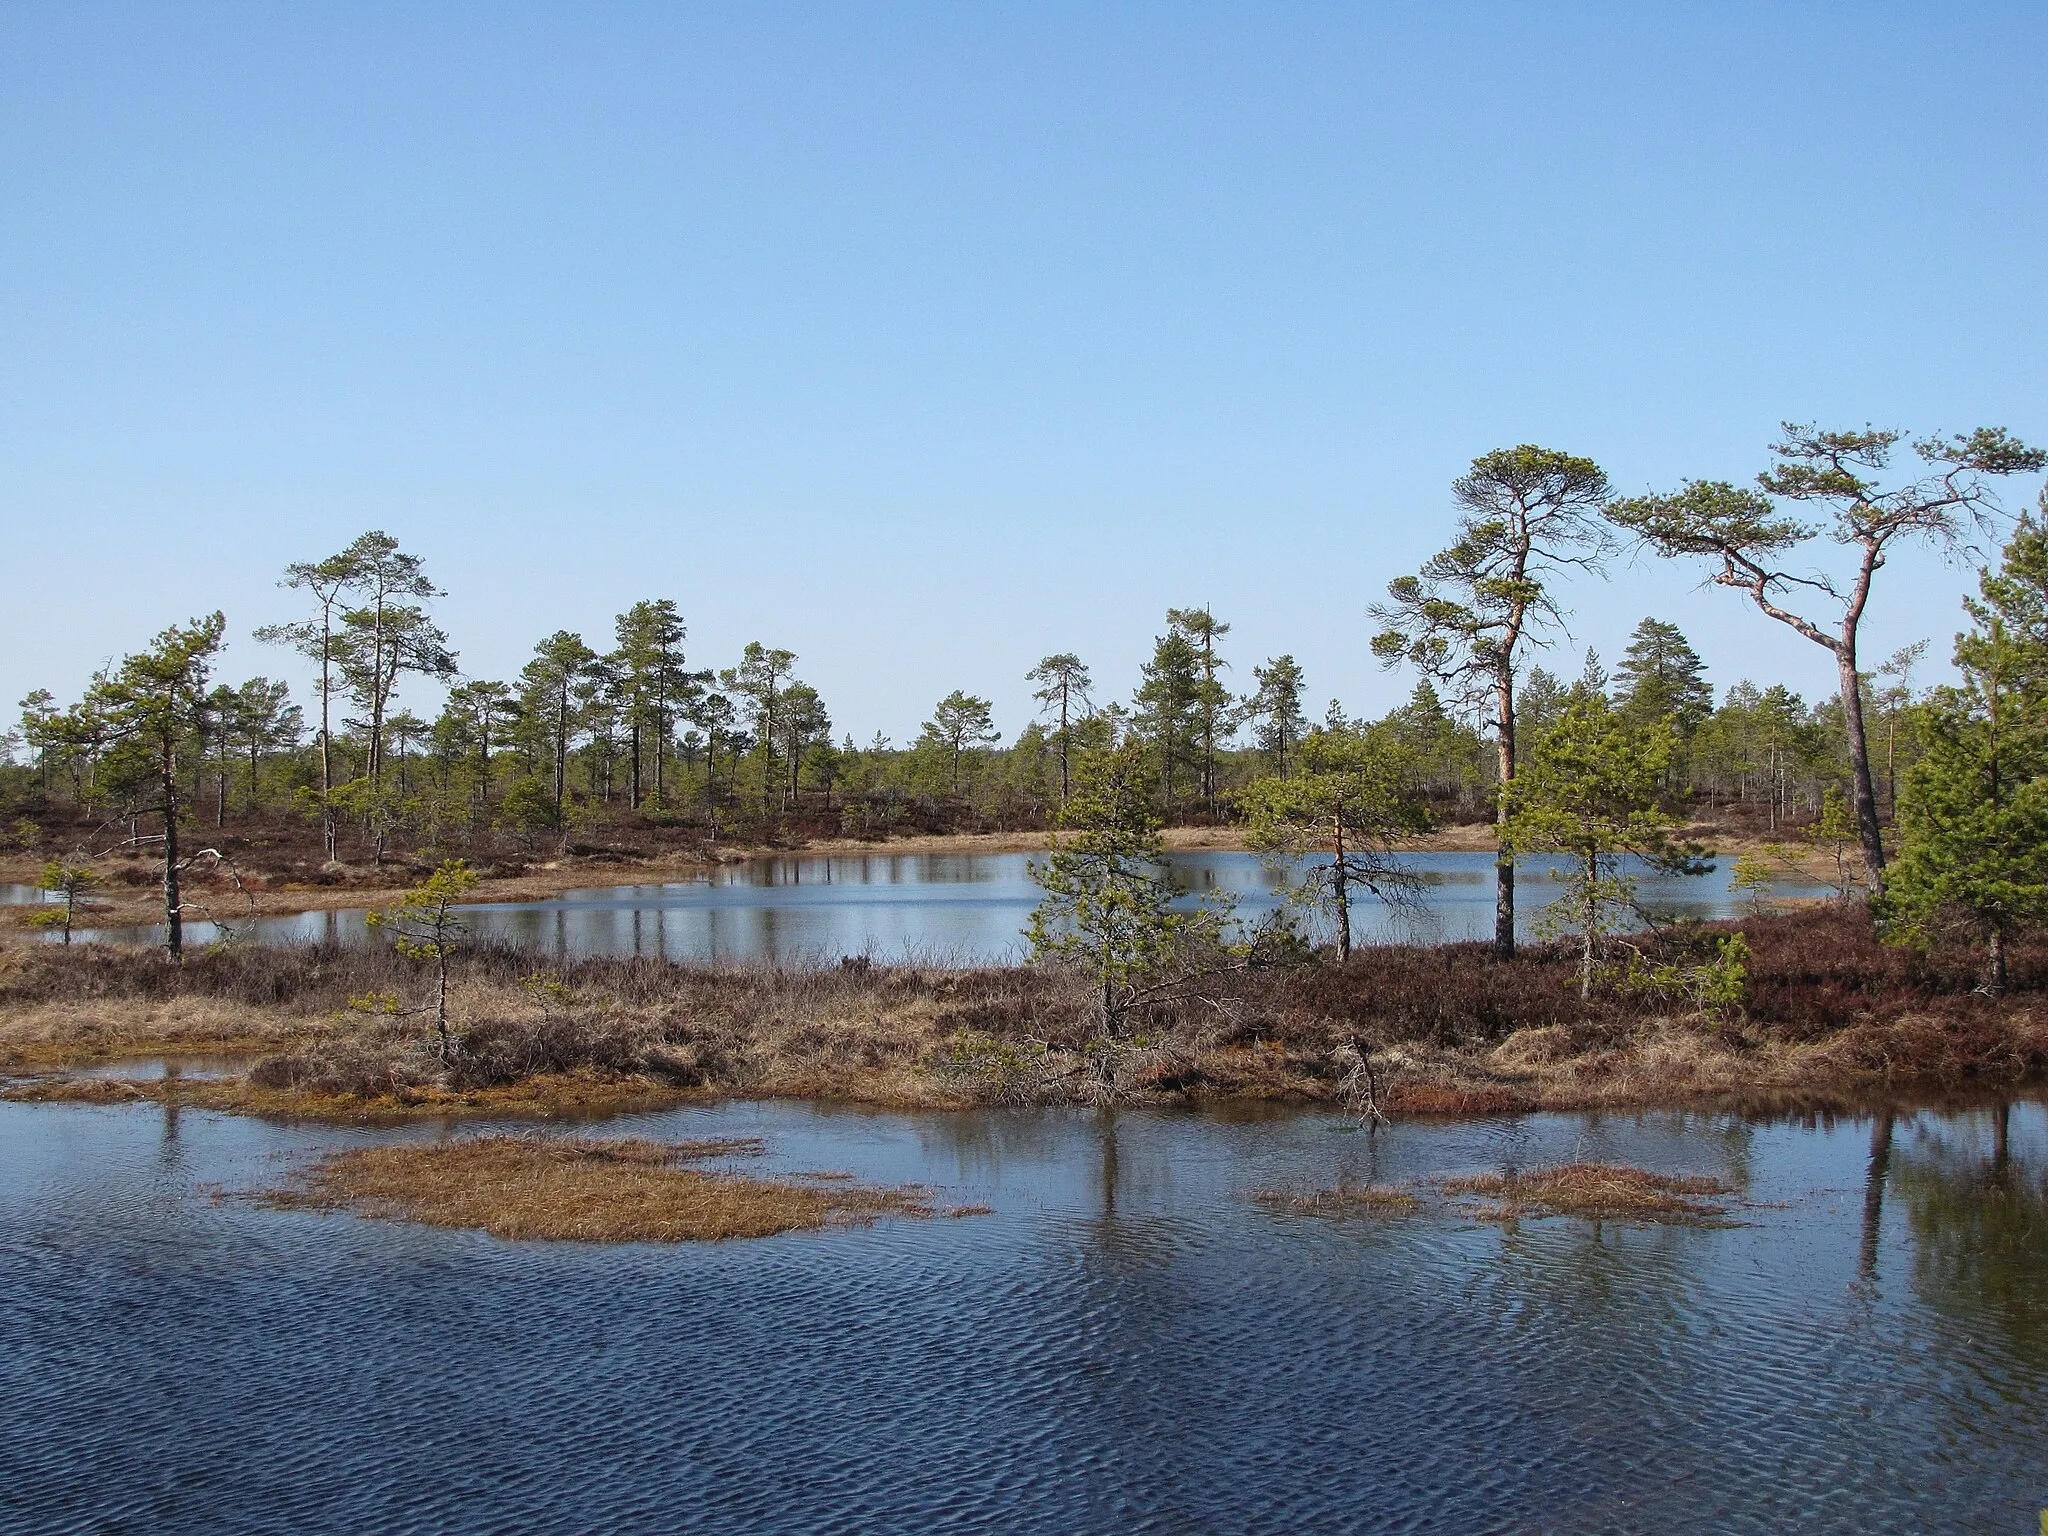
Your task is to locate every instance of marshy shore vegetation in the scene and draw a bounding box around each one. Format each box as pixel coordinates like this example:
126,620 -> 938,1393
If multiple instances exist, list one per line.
3,903 -> 2043,1119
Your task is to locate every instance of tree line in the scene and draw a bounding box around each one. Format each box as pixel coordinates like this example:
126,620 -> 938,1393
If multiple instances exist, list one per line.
7,420 -> 2045,982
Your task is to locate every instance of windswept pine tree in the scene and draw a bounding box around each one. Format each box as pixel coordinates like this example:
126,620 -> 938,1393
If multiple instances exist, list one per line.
1610,424 -> 2044,894
1373,445 -> 1616,958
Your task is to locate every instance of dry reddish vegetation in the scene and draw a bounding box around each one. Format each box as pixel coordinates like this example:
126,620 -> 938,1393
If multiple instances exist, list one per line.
254,1135 -> 943,1242
3,905 -> 2044,1117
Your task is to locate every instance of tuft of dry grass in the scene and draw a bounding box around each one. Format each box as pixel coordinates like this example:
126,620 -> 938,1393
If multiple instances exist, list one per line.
254,1134 -> 943,1242
1,1075 -> 156,1105
1438,1162 -> 1733,1223
1252,1183 -> 1423,1217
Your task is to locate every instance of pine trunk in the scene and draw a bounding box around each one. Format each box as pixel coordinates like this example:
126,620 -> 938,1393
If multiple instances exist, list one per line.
1836,648 -> 1887,896
1494,673 -> 1516,960
161,744 -> 182,960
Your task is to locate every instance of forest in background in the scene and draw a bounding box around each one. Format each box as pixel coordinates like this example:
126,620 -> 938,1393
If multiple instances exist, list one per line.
7,422 -> 2047,992
0,559 -> 1923,860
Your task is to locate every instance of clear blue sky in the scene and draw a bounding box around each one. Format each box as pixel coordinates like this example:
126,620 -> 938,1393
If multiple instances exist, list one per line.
4,2 -> 2044,745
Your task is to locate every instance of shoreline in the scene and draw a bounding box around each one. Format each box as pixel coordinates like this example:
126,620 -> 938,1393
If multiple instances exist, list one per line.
0,820 -> 1844,932
6,1047 -> 2041,1127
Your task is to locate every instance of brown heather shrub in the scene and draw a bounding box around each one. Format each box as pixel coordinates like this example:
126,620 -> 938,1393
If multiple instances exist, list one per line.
1271,939 -> 1592,1048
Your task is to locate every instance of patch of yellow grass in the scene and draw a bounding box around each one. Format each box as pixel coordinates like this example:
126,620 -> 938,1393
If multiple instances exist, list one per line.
0,997 -> 323,1069
256,1134 -> 945,1242
1439,1162 -> 1732,1223
1252,1183 -> 1423,1217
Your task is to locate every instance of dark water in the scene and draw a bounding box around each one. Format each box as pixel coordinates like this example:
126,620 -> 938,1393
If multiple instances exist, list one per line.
2,1094 -> 2042,1533
75,850 -> 1824,965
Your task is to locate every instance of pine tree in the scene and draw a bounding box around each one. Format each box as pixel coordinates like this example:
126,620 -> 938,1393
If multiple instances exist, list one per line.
86,614 -> 227,958
612,599 -> 692,807
255,547 -> 362,856
1502,693 -> 1706,998
1373,445 -> 1616,958
1028,741 -> 1199,1087
1240,728 -> 1429,958
1134,623 -> 1202,819
330,533 -> 456,783
1167,607 -> 1231,813
518,631 -> 601,831
719,643 -> 796,810
921,691 -> 998,797
1027,653 -> 1093,804
1615,618 -> 1712,735
1245,656 -> 1308,780
442,681 -> 518,811
1610,423 -> 2044,894
1882,515 -> 2048,994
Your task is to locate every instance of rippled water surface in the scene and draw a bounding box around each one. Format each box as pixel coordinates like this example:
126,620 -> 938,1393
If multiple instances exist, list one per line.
78,850 -> 1826,964
3,1096 -> 2042,1533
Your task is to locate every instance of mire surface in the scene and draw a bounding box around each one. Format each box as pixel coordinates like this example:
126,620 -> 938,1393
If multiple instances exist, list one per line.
6,904 -> 2045,1117
257,1135 -> 939,1242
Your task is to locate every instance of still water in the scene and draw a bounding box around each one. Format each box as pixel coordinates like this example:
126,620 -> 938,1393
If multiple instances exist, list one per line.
1,1095 -> 2040,1533
79,851 -> 1824,965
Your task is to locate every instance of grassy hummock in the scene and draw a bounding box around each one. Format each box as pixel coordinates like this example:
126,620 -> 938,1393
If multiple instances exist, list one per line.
254,1134 -> 948,1243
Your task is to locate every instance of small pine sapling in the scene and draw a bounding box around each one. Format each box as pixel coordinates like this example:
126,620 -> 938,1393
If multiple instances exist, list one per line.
1805,785 -> 1862,899
365,859 -> 480,1058
27,861 -> 104,946
1728,852 -> 1776,915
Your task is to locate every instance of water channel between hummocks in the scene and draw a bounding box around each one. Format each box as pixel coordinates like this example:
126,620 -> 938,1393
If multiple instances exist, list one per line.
2,1093 -> 2041,1533
67,849 -> 1827,963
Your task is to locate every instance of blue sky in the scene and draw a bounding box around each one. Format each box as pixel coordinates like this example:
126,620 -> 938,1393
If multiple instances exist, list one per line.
4,2 -> 2044,745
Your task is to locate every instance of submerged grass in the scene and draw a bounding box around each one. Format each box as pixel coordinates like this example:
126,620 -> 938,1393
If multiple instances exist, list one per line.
1251,1184 -> 1424,1217
1438,1163 -> 1734,1224
254,1134 -> 942,1243
1257,1163 -> 1737,1226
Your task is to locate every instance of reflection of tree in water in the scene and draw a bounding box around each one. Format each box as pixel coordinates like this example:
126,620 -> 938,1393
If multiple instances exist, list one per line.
1894,1102 -> 2048,1370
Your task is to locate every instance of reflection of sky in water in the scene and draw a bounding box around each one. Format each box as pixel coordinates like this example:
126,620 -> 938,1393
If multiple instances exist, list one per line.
77,850 -> 1827,965
2,1097 -> 2043,1531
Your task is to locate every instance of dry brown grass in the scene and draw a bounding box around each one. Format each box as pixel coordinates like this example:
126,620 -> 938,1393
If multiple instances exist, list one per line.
1252,1184 -> 1423,1217
254,1134 -> 943,1242
1439,1163 -> 1733,1223
1,1076 -> 157,1105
